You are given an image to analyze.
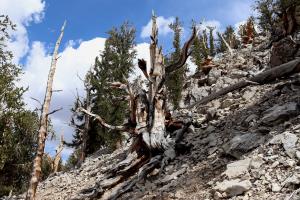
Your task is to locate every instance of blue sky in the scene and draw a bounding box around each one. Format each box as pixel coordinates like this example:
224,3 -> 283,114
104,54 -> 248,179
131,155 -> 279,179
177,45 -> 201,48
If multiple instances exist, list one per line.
28,0 -> 256,52
0,0 -> 256,161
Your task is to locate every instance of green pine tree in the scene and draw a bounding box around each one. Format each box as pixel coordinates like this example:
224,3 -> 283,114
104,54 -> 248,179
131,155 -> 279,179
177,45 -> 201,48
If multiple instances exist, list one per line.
89,22 -> 136,151
255,0 -> 300,34
0,15 -> 40,196
165,17 -> 185,109
207,26 -> 215,56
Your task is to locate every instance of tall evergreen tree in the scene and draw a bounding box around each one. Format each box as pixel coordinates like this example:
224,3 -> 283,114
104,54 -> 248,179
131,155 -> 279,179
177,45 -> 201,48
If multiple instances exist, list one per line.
165,17 -> 185,109
191,33 -> 203,70
207,26 -> 215,56
255,0 -> 300,34
67,22 -> 137,156
0,15 -> 39,196
64,71 -> 92,167
91,22 -> 136,150
201,29 -> 209,58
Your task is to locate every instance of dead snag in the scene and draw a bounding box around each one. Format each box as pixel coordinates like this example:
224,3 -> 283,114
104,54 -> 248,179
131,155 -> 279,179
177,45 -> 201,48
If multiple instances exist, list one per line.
76,13 -> 195,199
187,58 -> 300,109
26,21 -> 66,200
52,134 -> 64,173
217,32 -> 233,55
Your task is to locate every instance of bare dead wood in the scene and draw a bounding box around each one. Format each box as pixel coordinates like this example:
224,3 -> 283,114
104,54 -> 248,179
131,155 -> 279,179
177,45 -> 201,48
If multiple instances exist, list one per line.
78,107 -> 128,131
27,21 -> 66,200
47,107 -> 63,116
165,26 -> 196,74
187,58 -> 300,109
217,32 -> 233,55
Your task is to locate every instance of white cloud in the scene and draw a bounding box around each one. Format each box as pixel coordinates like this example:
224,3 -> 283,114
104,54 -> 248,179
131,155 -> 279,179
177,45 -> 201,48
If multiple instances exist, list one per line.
198,20 -> 221,32
196,20 -> 222,38
0,0 -> 45,63
186,57 -> 197,75
20,38 -> 106,148
141,16 -> 175,38
131,42 -> 150,80
234,20 -> 246,36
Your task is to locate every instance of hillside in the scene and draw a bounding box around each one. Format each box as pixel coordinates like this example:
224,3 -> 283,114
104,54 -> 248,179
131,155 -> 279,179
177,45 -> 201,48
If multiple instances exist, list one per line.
6,33 -> 300,200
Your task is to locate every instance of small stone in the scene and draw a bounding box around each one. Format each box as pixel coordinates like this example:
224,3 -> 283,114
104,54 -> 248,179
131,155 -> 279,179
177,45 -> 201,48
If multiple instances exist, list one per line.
271,183 -> 281,192
296,151 -> 300,160
187,124 -> 195,134
242,88 -> 257,102
221,99 -> 235,109
149,168 -> 159,176
285,159 -> 296,167
214,191 -> 223,199
250,156 -> 264,169
271,161 -> 280,168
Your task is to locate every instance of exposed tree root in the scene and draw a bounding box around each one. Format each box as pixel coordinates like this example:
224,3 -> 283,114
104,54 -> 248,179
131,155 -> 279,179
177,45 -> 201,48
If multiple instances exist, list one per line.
72,123 -> 190,200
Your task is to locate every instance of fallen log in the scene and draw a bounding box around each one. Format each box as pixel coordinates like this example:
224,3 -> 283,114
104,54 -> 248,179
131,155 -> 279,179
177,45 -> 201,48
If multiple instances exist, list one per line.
187,58 -> 300,109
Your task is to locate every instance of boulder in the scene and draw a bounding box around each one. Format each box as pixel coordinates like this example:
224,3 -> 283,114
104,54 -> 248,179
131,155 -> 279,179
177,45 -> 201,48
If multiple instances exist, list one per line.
269,131 -> 298,158
261,102 -> 299,126
214,179 -> 252,197
222,132 -> 269,159
224,158 -> 251,178
208,68 -> 222,85
270,37 -> 298,67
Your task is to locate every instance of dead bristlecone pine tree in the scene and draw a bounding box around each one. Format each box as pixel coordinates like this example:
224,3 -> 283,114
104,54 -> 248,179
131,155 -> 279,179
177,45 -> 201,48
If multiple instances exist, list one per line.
77,13 -> 196,199
26,21 -> 66,200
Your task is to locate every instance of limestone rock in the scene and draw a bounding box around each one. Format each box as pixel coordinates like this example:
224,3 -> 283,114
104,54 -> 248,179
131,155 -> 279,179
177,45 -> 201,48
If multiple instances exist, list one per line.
222,132 -> 268,159
224,158 -> 251,179
250,156 -> 264,169
271,183 -> 281,192
214,179 -> 252,197
208,68 -> 222,85
261,102 -> 299,126
269,132 -> 298,158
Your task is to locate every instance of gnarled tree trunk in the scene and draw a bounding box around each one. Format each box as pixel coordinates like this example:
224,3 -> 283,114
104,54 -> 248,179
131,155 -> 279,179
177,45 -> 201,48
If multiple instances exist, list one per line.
77,13 -> 195,199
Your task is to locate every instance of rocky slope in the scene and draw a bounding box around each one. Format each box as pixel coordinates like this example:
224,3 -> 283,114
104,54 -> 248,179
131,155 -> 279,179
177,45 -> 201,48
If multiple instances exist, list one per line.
7,35 -> 300,200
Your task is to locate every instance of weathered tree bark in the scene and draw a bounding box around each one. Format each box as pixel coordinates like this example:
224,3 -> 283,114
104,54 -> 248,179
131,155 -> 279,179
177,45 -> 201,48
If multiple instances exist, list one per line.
76,13 -> 195,199
26,21 -> 66,200
187,58 -> 300,109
